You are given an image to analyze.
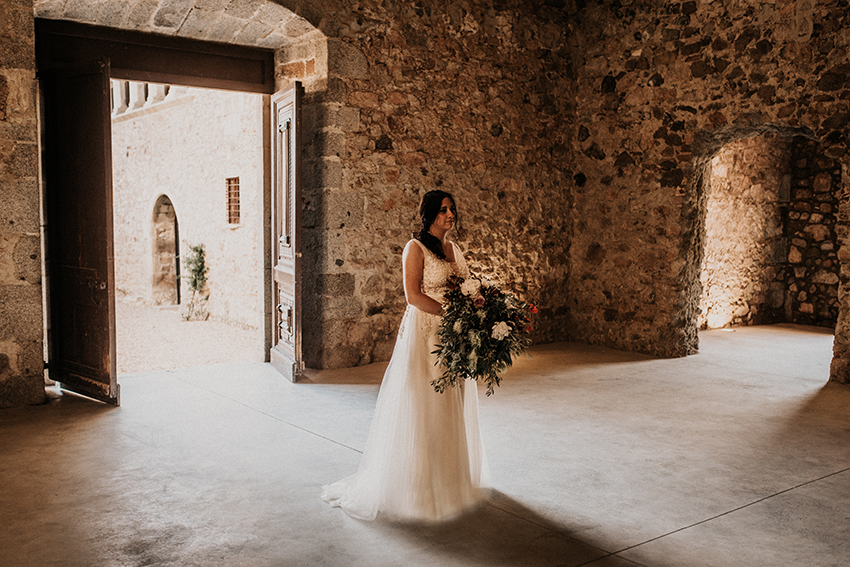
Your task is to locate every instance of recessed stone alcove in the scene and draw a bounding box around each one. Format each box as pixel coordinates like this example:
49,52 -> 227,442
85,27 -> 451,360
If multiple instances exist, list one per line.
699,134 -> 790,329
698,132 -> 840,331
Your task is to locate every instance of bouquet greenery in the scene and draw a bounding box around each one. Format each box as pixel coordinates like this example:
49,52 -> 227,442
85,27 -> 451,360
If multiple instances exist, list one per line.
432,275 -> 536,395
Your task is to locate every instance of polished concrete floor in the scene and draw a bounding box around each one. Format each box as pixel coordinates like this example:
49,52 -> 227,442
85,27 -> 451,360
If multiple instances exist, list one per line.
2,324 -> 849,567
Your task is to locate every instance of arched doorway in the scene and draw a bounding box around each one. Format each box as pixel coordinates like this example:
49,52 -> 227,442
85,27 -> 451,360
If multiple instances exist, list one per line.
698,132 -> 840,331
681,123 -> 846,383
151,194 -> 180,306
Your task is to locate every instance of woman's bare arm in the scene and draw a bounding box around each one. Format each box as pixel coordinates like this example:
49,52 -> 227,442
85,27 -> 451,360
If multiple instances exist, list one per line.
403,241 -> 443,315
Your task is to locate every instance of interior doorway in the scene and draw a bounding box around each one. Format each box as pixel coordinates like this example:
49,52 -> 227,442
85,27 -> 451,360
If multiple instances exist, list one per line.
36,20 -> 289,404
109,81 -> 268,375
698,131 -> 840,331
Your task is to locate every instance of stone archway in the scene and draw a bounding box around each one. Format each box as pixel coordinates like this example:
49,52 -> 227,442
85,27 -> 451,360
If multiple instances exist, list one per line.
684,122 -> 846,351
151,194 -> 180,305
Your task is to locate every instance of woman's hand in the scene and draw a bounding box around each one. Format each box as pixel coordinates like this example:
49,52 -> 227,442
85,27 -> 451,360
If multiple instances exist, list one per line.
403,242 -> 444,315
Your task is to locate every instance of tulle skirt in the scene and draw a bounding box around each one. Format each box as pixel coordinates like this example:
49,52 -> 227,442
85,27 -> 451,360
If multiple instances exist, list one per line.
321,305 -> 489,522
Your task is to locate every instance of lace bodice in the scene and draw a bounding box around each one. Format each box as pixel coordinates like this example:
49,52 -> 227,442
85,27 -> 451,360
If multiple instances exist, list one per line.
412,239 -> 469,303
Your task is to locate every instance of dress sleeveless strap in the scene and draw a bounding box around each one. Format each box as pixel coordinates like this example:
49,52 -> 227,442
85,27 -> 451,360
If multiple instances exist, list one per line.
410,238 -> 456,261
410,238 -> 428,255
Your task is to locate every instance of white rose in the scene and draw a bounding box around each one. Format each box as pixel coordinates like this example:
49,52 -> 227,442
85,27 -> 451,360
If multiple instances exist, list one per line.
491,321 -> 512,341
460,278 -> 480,297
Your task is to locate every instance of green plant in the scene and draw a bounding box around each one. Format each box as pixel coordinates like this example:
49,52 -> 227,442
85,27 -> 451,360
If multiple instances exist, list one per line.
181,243 -> 210,321
183,243 -> 208,294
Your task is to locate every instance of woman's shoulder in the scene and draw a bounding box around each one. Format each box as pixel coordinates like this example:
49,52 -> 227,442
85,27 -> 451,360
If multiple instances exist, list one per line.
404,238 -> 426,256
446,240 -> 464,254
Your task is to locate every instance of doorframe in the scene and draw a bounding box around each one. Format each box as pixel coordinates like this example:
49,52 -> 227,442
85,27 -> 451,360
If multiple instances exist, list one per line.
35,19 -> 275,92
36,20 -> 279,388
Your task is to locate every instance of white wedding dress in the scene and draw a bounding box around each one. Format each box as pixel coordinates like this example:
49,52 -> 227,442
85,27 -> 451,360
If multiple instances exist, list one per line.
321,239 -> 489,522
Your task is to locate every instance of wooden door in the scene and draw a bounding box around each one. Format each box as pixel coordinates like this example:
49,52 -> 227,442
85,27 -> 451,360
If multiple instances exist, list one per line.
270,82 -> 303,380
41,59 -> 119,405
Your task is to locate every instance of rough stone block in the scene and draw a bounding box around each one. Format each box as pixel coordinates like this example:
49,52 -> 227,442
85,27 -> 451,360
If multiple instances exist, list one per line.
225,0 -> 264,20
303,158 -> 343,193
278,60 -> 306,79
317,272 -> 354,297
127,0 -> 159,30
327,39 -> 368,79
153,0 -> 195,29
11,141 -> 36,177
34,0 -> 65,19
0,73 -> 7,122
177,8 -> 222,38
0,367 -> 44,408
307,130 -> 345,160
256,32 -> 288,49
338,106 -> 360,132
206,14 -> 244,43
235,20 -> 274,46
12,234 -> 39,285
829,353 -> 850,384
256,2 -> 292,25
64,0 -> 100,22
297,77 -> 346,106
283,15 -> 316,38
322,296 -> 361,319
323,189 -> 363,230
0,36 -> 35,69
96,1 -> 132,27
0,179 -> 38,233
0,284 -> 41,341
194,0 -> 230,10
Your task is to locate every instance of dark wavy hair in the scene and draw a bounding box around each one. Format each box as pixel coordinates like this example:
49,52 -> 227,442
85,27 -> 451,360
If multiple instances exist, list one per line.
413,190 -> 458,260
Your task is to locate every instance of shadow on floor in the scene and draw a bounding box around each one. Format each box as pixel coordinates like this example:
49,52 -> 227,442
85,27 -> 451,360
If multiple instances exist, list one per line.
378,490 -> 620,567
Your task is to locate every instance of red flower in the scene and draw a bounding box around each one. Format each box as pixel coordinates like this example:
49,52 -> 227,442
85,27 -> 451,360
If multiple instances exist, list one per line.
473,296 -> 485,308
529,304 -> 538,314
525,326 -> 533,332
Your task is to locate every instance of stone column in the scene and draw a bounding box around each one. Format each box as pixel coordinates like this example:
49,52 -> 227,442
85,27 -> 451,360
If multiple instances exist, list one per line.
111,80 -> 128,116
0,3 -> 45,407
164,85 -> 188,101
830,160 -> 850,384
127,81 -> 146,111
144,83 -> 167,107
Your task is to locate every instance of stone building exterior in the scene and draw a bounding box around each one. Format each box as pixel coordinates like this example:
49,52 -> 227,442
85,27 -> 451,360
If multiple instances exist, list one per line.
2,0 -> 850,407
110,81 -> 266,333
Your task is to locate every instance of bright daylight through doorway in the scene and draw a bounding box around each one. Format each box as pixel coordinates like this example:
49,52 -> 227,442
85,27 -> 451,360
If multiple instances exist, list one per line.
109,81 -> 266,374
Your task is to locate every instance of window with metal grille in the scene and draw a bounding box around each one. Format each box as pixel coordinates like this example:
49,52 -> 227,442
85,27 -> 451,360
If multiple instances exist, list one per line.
226,177 -> 240,225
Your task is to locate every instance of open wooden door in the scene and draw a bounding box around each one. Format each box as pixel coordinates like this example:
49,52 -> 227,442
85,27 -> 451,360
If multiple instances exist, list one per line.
41,59 -> 119,405
270,82 -> 303,381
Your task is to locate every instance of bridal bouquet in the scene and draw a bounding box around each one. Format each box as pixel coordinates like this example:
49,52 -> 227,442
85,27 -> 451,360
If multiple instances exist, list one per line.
432,275 -> 536,396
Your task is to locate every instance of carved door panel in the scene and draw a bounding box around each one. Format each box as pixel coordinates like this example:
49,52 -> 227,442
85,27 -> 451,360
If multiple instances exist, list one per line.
41,59 -> 119,405
270,82 -> 303,380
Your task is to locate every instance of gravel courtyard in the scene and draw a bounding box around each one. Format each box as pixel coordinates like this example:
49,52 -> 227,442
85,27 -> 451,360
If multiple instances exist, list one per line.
115,300 -> 263,375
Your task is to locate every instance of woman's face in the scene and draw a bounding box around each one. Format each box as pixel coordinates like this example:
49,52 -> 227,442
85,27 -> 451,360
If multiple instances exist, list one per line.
431,197 -> 456,233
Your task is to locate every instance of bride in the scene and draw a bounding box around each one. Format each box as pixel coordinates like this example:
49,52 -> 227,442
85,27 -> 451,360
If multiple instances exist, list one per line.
321,190 -> 489,522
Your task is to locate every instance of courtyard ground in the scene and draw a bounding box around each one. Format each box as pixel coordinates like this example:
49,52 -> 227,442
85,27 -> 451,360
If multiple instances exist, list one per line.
115,300 -> 263,374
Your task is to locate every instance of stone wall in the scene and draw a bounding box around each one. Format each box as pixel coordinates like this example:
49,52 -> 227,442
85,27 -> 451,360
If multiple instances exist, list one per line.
0,0 -> 44,408
569,0 -> 850,362
699,134 -> 790,329
7,0 -> 850,406
278,2 -> 576,369
111,84 -> 266,341
786,136 -> 840,326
